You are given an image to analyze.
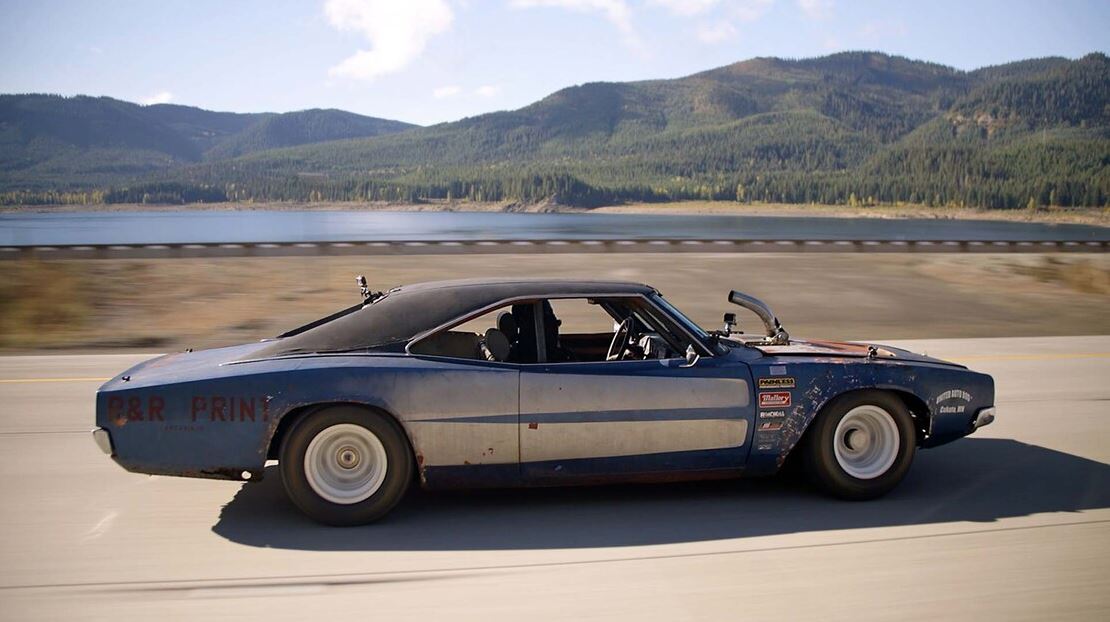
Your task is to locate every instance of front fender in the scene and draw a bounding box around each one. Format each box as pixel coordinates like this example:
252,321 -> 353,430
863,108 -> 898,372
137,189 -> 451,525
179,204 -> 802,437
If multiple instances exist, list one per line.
742,357 -> 994,475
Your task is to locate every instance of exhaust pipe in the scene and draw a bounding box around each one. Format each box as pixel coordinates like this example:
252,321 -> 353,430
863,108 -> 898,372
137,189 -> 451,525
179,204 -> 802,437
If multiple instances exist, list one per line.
728,291 -> 790,345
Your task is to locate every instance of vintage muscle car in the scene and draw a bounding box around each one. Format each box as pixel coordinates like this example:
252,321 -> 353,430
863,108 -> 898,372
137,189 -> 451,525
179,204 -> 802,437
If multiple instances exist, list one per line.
93,278 -> 996,525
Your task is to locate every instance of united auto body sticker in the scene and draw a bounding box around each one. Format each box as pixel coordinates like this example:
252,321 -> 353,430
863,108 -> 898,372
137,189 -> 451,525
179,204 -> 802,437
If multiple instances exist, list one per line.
935,388 -> 972,414
759,391 -> 792,408
758,377 -> 795,389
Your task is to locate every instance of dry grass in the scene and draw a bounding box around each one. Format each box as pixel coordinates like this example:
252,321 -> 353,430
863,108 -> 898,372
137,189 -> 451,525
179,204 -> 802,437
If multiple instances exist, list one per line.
1008,257 -> 1110,295
1,253 -> 1108,352
0,261 -> 92,348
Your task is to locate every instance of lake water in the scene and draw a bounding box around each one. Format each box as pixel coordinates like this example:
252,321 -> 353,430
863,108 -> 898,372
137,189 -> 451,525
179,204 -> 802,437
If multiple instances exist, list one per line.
0,210 -> 1106,246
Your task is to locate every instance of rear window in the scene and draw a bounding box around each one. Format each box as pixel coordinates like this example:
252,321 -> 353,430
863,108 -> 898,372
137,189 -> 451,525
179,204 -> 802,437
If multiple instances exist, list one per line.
250,286 -> 506,357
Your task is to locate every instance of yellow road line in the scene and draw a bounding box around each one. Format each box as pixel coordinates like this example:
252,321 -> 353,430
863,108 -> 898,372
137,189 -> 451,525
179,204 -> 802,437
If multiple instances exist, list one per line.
0,377 -> 110,384
950,352 -> 1110,362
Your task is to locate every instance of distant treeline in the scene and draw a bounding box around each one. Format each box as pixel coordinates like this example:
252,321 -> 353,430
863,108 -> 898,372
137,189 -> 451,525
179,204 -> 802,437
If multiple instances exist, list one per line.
3,165 -> 1104,209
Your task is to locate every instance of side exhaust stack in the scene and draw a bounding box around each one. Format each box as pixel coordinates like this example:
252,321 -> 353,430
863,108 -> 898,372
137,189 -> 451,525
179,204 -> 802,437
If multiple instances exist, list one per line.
728,290 -> 790,345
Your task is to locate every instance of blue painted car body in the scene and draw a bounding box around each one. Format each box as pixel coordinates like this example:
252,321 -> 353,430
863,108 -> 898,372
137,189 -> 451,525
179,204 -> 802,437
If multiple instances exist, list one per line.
94,279 -> 995,488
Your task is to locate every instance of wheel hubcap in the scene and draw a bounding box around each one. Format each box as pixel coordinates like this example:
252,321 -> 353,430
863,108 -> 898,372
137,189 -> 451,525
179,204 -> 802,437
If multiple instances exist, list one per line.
833,405 -> 899,480
304,424 -> 388,504
336,445 -> 361,469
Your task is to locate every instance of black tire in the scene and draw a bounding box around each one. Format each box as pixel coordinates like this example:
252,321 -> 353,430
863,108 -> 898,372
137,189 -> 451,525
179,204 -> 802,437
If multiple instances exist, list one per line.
801,390 -> 915,500
279,405 -> 412,525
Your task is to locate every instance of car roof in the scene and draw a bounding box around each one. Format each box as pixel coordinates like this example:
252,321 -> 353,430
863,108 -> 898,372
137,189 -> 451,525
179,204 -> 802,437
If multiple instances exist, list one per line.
248,277 -> 658,358
396,278 -> 655,297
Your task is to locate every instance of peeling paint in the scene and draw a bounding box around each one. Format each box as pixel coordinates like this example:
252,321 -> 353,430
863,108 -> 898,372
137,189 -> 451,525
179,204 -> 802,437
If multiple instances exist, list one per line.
95,326 -> 993,488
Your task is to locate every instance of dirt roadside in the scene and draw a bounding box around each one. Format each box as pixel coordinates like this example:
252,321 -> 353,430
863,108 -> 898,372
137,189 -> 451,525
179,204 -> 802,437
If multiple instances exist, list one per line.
1,253 -> 1107,352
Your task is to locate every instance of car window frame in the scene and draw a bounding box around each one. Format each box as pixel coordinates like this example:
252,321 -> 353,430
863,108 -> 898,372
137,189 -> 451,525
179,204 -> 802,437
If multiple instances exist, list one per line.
405,291 -> 714,365
534,295 -> 711,364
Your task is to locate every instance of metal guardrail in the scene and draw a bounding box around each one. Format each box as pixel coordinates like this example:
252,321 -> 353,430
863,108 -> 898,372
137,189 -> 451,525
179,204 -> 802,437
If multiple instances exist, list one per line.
0,238 -> 1106,259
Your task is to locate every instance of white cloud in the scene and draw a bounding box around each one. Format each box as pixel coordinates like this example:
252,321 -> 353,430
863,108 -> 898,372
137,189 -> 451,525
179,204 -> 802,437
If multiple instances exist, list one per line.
731,0 -> 775,22
325,0 -> 453,81
474,85 -> 501,97
140,91 -> 173,105
650,0 -> 720,16
510,0 -> 642,51
696,21 -> 736,44
679,0 -> 772,45
797,0 -> 832,19
433,85 -> 462,98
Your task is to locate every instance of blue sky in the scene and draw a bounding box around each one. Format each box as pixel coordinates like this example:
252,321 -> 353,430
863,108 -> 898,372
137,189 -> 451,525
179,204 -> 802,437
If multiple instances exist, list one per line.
1,0 -> 1106,126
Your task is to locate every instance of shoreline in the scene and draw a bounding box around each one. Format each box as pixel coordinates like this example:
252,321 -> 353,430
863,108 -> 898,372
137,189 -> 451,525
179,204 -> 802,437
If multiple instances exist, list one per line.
3,200 -> 1107,226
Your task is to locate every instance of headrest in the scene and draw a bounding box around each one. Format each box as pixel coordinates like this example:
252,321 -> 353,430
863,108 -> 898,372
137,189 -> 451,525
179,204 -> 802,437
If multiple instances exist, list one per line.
497,311 -> 518,339
483,328 -> 511,362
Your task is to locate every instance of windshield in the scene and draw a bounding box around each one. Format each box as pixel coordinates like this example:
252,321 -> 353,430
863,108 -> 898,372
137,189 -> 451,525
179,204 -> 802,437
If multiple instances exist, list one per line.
651,294 -> 709,341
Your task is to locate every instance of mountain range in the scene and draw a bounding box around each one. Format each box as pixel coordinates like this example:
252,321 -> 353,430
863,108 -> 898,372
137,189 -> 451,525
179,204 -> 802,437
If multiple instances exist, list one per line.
2,51 -> 1107,208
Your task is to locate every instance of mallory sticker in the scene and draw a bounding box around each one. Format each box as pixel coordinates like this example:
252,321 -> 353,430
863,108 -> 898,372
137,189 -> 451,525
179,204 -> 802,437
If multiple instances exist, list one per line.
758,377 -> 795,389
759,391 -> 792,408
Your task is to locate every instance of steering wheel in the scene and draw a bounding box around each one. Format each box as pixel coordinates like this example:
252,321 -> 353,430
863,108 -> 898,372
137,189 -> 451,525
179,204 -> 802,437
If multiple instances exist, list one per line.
606,317 -> 633,361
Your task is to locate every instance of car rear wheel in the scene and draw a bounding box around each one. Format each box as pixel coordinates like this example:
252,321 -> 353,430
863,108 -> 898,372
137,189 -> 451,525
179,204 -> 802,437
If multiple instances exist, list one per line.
802,391 -> 915,500
280,406 -> 412,525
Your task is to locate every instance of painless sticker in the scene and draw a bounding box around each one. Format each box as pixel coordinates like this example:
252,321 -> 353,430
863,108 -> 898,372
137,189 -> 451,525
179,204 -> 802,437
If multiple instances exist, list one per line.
758,377 -> 795,389
759,410 -> 786,419
759,392 -> 791,408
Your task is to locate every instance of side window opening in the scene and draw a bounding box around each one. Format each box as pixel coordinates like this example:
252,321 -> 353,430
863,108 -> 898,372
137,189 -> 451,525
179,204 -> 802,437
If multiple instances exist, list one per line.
409,301 -> 543,364
540,297 -> 690,363
408,295 -> 701,365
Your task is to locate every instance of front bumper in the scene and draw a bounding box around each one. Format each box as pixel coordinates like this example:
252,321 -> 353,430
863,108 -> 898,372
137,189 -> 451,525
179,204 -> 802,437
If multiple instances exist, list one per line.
92,427 -> 114,456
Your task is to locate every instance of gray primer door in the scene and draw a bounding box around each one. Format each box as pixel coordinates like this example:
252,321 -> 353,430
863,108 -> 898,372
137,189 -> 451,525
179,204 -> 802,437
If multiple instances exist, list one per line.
519,358 -> 753,482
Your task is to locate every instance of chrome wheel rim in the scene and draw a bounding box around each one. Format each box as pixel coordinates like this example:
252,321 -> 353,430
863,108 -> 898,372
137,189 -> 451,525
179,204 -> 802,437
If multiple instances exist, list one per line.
304,424 -> 388,504
833,405 -> 899,480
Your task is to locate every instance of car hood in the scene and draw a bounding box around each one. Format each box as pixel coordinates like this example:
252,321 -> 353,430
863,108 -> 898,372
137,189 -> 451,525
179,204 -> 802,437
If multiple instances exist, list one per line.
748,339 -> 966,368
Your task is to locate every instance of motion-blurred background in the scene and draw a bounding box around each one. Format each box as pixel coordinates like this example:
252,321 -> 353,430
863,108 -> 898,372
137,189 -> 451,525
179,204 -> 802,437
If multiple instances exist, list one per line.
1,1 -> 1108,620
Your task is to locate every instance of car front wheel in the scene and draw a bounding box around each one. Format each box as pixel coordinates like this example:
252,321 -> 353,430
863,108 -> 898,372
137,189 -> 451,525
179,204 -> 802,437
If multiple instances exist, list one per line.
802,390 -> 915,500
280,406 -> 412,525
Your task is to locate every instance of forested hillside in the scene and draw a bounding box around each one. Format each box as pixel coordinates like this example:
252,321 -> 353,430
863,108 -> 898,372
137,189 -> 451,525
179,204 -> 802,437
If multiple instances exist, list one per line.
2,52 -> 1107,208
0,95 -> 415,191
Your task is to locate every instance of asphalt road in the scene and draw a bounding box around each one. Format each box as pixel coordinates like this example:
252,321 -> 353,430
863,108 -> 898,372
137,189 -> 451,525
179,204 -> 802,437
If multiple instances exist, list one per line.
0,337 -> 1107,620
